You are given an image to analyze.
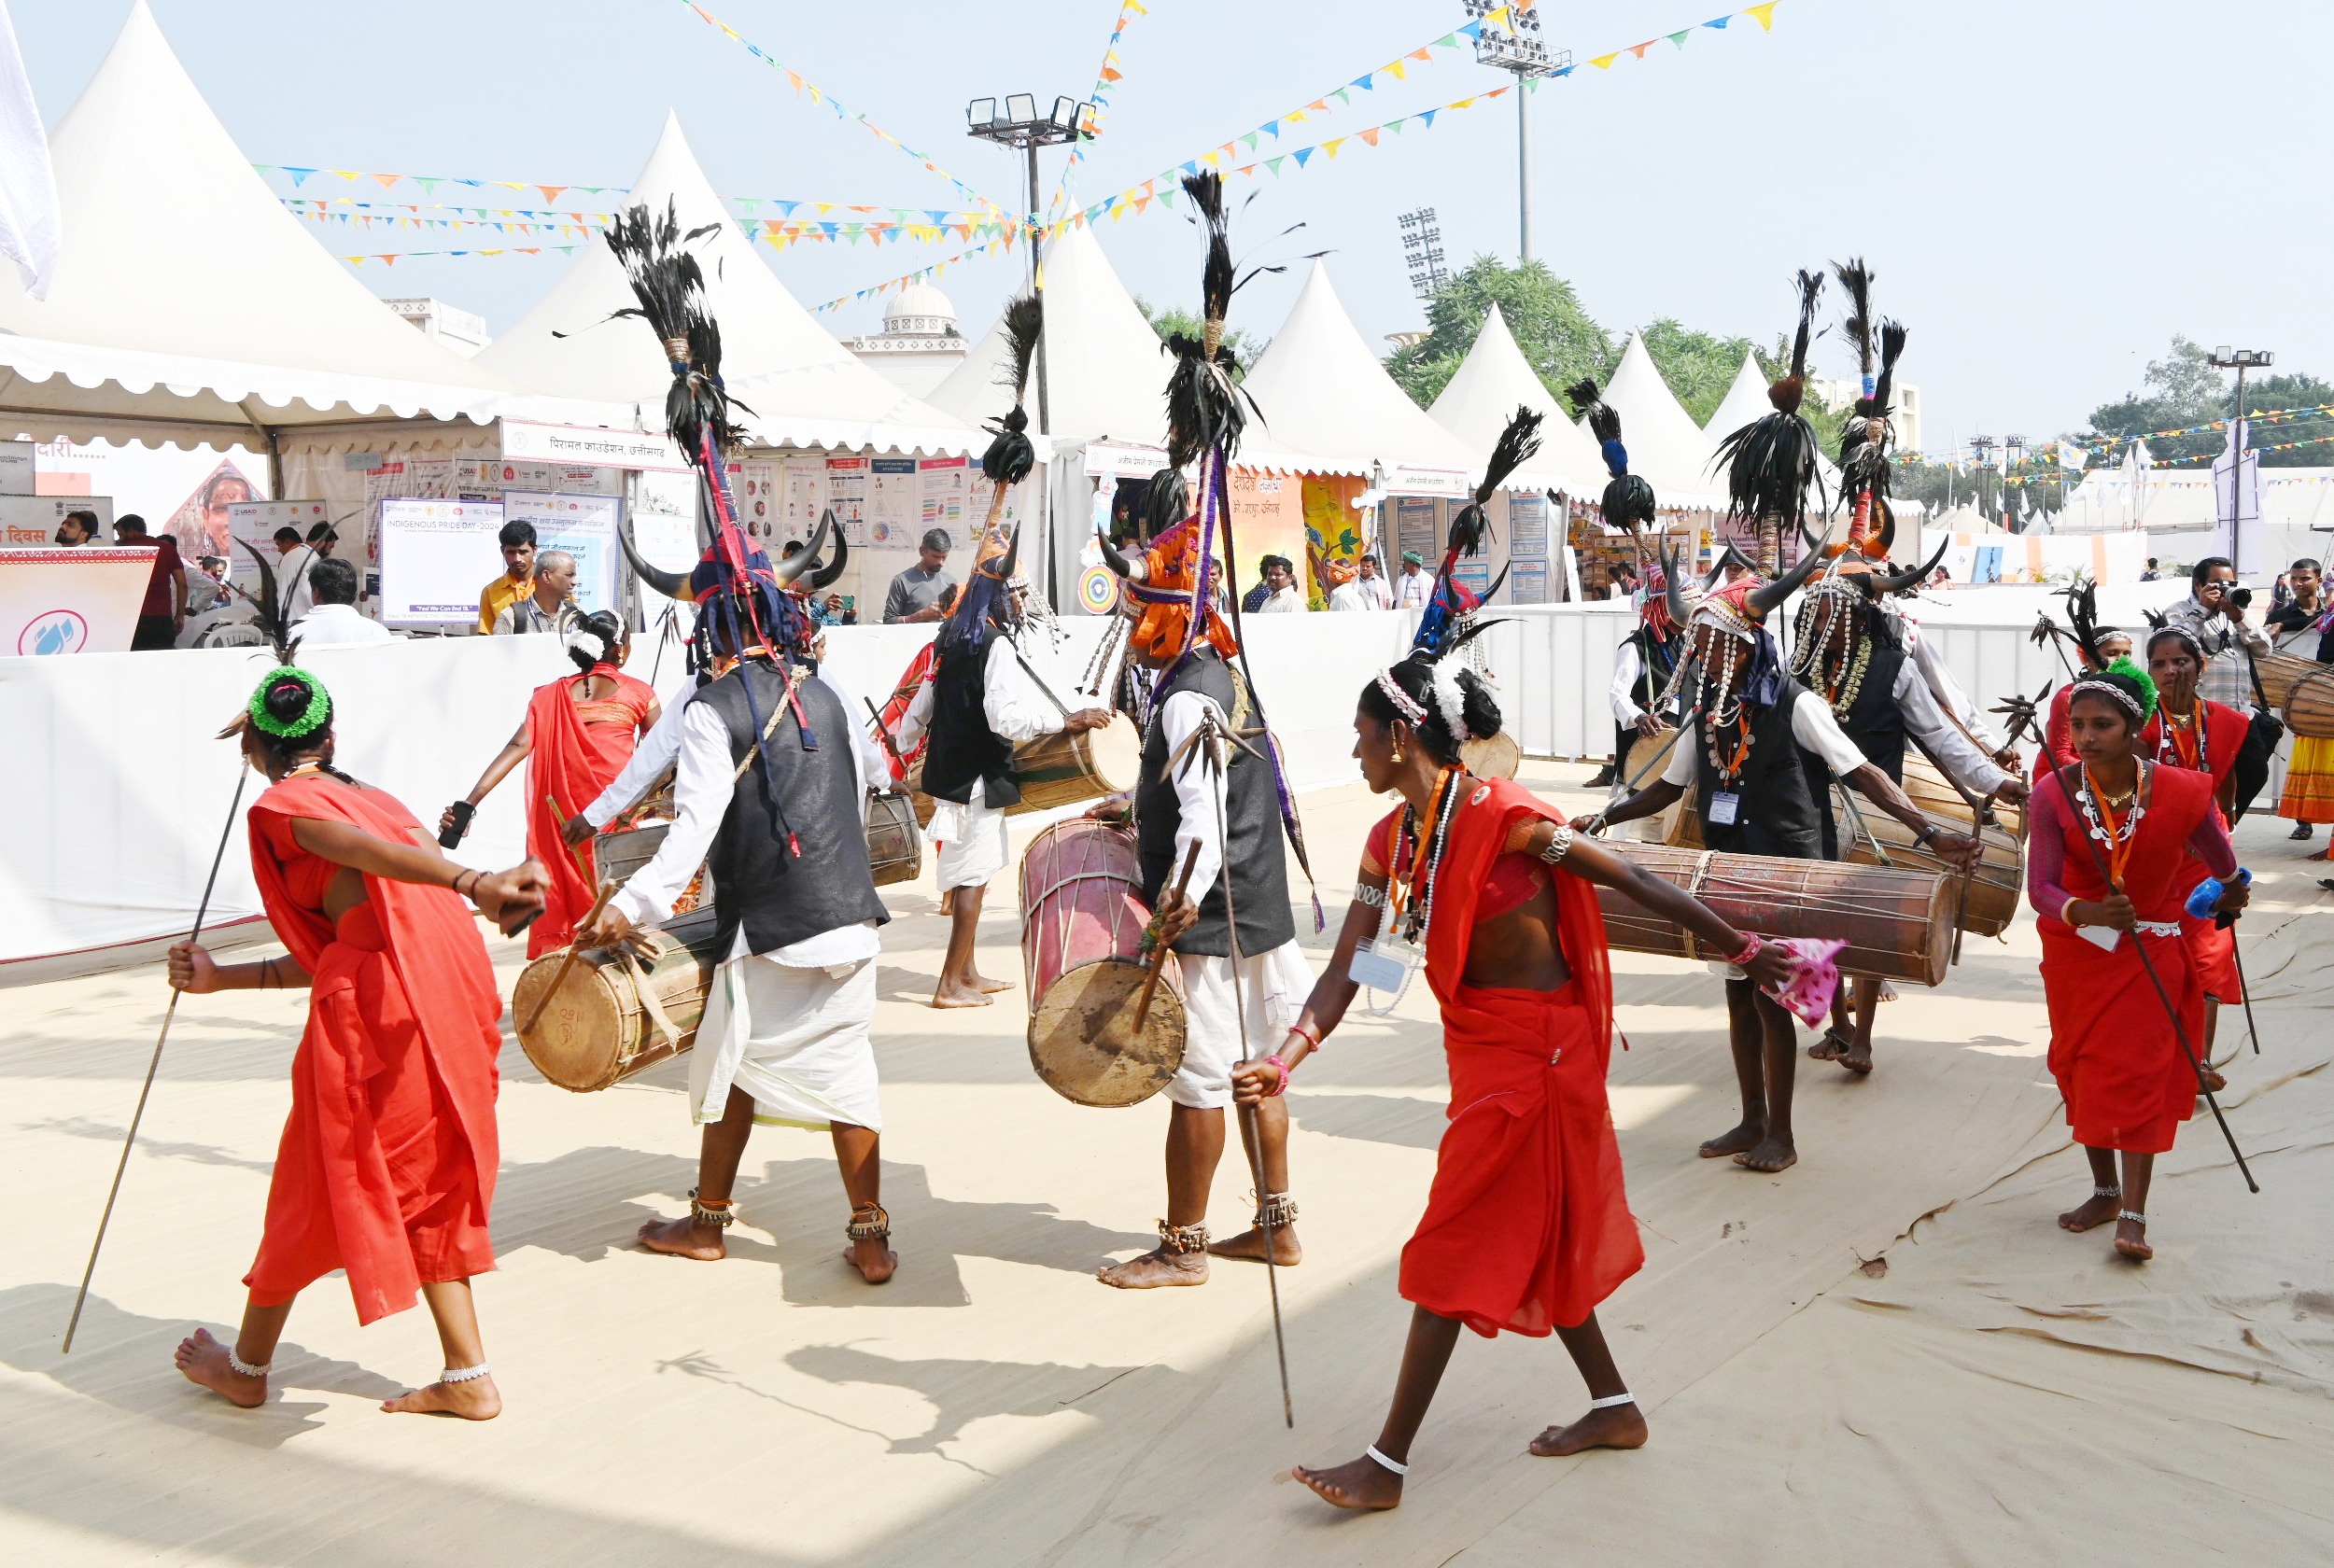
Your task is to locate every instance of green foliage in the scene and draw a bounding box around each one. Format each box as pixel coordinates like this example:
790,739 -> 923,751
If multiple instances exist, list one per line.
1132,296 -> 1261,372
1638,318 -> 1762,427
2082,335 -> 2334,469
1384,255 -> 1611,409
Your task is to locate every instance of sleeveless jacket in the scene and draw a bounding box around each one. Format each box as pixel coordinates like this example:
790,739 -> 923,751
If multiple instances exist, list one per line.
1624,625 -> 1679,712
696,660 -> 889,957
1134,650 -> 1297,959
1692,679 -> 1827,861
921,636 -> 1019,808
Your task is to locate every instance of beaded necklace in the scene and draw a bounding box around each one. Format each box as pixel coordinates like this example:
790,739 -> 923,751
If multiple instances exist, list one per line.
1697,630 -> 1758,785
1387,765 -> 1464,946
2078,761 -> 2147,889
2158,699 -> 2203,771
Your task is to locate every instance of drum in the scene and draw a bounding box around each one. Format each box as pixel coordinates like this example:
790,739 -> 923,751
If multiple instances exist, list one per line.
1018,819 -> 1186,1107
1670,796 -> 2022,938
1597,843 -> 1955,987
865,790 -> 921,886
512,907 -> 724,1092
592,821 -> 711,915
2284,668 -> 2334,740
907,713 -> 1143,825
2256,651 -> 2325,713
1461,730 -> 1522,780
1901,751 -> 2023,840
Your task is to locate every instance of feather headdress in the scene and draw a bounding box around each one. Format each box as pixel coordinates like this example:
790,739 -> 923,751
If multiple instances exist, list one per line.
1567,378 -> 1656,532
980,292 -> 1043,491
1160,174 -> 1254,469
1712,269 -> 1826,539
1416,406 -> 1540,655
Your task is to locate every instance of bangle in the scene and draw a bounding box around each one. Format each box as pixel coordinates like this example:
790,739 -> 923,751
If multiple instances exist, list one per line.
456,869 -> 478,900
1287,1019 -> 1322,1050
1915,824 -> 1937,846
1723,931 -> 1764,969
1264,1053 -> 1291,1096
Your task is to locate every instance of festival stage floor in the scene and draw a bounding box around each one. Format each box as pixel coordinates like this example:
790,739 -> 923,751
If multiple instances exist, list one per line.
4,766 -> 2329,1566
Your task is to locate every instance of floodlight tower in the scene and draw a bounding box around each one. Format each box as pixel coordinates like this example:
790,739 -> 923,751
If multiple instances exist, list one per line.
966,93 -> 1098,437
2208,344 -> 2273,572
1463,0 -> 1569,262
1398,207 -> 1448,301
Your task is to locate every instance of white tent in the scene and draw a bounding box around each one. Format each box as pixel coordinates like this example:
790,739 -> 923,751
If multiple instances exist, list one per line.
1239,260 -> 1482,484
0,3 -> 585,464
478,113 -> 973,456
1427,302 -> 1599,495
1703,348 -> 1843,501
1603,330 -> 1722,506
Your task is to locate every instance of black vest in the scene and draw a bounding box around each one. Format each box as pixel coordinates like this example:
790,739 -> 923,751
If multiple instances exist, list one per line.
696,661 -> 890,958
1134,651 -> 1297,959
1693,679 -> 1826,861
1832,634 -> 1907,783
1624,625 -> 1680,712
921,636 -> 1019,808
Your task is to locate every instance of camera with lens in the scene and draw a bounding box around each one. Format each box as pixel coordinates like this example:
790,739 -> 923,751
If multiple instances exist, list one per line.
2228,584 -> 2253,609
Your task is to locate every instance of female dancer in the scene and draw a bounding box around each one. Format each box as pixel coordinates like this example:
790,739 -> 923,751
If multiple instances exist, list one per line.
2029,658 -> 2246,1262
171,665 -> 546,1417
1244,644 -> 1797,1511
440,609 -> 661,956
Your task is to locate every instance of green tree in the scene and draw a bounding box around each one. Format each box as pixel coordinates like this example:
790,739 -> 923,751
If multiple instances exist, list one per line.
1383,254 -> 1611,409
1637,318 -> 1764,427
1132,296 -> 1261,372
2082,336 -> 2334,469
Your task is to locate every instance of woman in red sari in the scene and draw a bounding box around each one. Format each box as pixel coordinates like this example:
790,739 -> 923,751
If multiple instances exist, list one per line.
170,665 -> 546,1418
2028,660 -> 2245,1262
1239,645 -> 1796,1512
2138,623 -> 2247,1085
440,610 -> 660,956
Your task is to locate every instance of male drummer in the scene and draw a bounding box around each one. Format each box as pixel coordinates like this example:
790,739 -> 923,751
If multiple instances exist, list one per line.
1583,556 -> 1980,1174
892,528 -> 1115,1008
576,520 -> 901,1280
1089,489 -> 1315,1285
1788,553 -> 2027,1073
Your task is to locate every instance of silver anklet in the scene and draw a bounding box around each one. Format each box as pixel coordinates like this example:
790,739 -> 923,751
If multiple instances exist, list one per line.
226,1350 -> 270,1379
688,1186 -> 738,1229
1588,1393 -> 1637,1410
1253,1191 -> 1300,1230
439,1363 -> 492,1383
2092,1184 -> 2121,1199
1363,1444 -> 1409,1476
2117,1211 -> 2145,1225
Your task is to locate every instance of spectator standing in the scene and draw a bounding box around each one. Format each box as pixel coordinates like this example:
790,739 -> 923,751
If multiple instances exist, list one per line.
270,525 -> 321,625
491,549 -> 580,636
2269,558 -> 2333,845
882,528 -> 957,623
1252,555 -> 1304,612
1393,550 -> 1433,610
184,553 -> 232,614
2163,555 -> 2271,709
289,557 -> 394,646
306,521 -> 338,558
1241,557 -> 1279,614
2141,557 -> 2161,581
54,508 -> 101,547
1351,553 -> 1393,610
475,520 -> 537,635
116,514 -> 186,650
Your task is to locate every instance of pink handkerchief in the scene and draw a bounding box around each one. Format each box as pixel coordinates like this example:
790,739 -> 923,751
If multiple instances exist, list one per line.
1763,937 -> 1846,1029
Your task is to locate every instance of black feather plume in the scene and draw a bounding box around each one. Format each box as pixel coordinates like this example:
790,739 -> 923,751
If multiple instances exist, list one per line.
1776,268 -> 1824,412
600,200 -> 750,465
1869,319 -> 1909,421
2061,577 -> 2117,668
978,293 -> 1044,488
1161,173 -> 1254,469
235,539 -> 295,660
1143,466 -> 1188,540
997,292 -> 1043,405
1715,273 -> 1829,531
1474,406 -> 1543,507
1833,256 -> 1876,380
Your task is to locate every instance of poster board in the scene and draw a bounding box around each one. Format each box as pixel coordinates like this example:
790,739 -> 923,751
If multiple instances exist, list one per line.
1226,469 -> 1303,609
501,492 -> 622,616
375,497 -> 505,626
1395,497 -> 1440,567
223,500 -> 330,587
0,495 -> 114,547
0,440 -> 35,495
1509,559 -> 1550,604
628,468 -> 699,634
1301,472 -> 1368,608
0,547 -> 151,653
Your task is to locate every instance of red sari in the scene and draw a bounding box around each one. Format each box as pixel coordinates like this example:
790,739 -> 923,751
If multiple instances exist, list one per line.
1373,777 -> 1643,1338
245,773 -> 505,1324
524,665 -> 656,957
876,641 -> 938,787
2140,696 -> 2246,1002
2031,764 -> 2214,1155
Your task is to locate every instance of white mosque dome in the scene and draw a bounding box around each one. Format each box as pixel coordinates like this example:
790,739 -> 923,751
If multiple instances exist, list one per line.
882,281 -> 957,337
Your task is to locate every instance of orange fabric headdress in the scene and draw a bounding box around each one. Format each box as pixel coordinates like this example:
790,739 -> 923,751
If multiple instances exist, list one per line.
1125,516 -> 1240,664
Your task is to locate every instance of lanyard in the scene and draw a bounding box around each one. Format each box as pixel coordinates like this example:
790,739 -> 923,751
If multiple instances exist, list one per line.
2081,762 -> 2142,891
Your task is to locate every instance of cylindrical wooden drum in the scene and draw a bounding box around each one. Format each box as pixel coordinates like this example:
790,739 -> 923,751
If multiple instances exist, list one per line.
1461,730 -> 1522,780
512,908 -> 724,1092
1901,751 -> 2023,840
2284,668 -> 2334,740
1597,842 -> 1955,987
907,714 -> 1142,827
865,790 -> 921,886
2257,651 -> 2325,713
593,821 -> 712,914
1017,819 -> 1186,1107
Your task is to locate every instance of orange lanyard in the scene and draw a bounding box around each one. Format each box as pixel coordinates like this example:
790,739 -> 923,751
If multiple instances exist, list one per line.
2081,763 -> 2140,890
2161,704 -> 2201,770
1387,767 -> 1461,929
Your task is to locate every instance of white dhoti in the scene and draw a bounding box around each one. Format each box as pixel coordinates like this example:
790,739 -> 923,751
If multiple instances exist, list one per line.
1167,938 -> 1315,1110
927,788 -> 1011,891
689,943 -> 882,1131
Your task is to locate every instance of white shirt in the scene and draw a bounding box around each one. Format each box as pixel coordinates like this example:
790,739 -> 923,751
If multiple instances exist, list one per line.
1393,567 -> 1433,610
1898,615 -> 2005,749
290,603 -> 393,646
892,635 -> 1062,757
1253,584 -> 1304,614
1328,577 -> 1391,612
1158,687 -> 1235,908
1610,643 -> 1650,727
600,666 -> 888,968
1660,670 -> 2011,797
273,546 -> 320,623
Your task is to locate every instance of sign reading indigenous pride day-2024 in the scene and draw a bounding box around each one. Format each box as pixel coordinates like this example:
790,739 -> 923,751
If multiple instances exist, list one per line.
375,497 -> 504,625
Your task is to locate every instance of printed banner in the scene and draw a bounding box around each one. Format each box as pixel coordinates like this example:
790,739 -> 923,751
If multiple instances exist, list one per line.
0,547 -> 154,654
500,492 -> 623,616
375,497 -> 505,625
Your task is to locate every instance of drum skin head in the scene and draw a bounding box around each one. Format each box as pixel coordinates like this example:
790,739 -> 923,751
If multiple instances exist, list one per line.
1029,957 -> 1187,1108
1461,730 -> 1521,780
513,956 -> 627,1092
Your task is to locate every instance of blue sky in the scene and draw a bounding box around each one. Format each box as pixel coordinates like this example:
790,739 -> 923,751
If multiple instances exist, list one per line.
17,1 -> 2330,446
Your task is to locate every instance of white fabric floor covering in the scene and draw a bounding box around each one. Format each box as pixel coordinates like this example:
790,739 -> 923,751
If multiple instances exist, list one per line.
1,770 -> 2327,1565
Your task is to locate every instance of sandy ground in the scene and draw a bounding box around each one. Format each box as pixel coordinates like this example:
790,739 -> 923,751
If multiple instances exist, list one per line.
4,764 -> 2329,1566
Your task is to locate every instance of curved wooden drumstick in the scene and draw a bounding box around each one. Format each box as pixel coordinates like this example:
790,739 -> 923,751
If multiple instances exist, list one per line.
1132,840 -> 1203,1030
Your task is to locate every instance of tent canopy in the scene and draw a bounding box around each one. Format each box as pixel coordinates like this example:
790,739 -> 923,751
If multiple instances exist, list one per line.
1703,348 -> 1843,503
1602,330 -> 1722,507
478,114 -> 974,457
1427,302 -> 1599,495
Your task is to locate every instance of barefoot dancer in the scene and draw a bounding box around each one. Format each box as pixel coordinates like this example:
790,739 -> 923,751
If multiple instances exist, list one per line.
1260,642 -> 1799,1511
2031,660 -> 2247,1262
439,609 -> 661,957
2139,622 -> 2248,1089
169,664 -> 546,1419
1586,544 -> 1979,1173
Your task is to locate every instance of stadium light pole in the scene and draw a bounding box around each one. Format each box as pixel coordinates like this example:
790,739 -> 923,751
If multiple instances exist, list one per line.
2208,344 -> 2273,573
1464,1 -> 1568,262
966,93 -> 1096,440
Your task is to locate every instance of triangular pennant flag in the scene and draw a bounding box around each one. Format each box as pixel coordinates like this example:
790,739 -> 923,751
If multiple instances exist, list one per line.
413,176 -> 441,195
1705,13 -> 1732,26
1243,131 -> 1258,150
1360,127 -> 1380,147
1669,29 -> 1692,46
1457,22 -> 1481,40
537,185 -> 566,203
1332,87 -> 1350,105
1746,2 -> 1779,31
1357,73 -> 1374,90
1387,60 -> 1408,80
1590,52 -> 1620,68
1419,108 -> 1438,127
1430,32 -> 1455,49
1293,147 -> 1314,167
369,171 -> 401,190
1263,119 -> 1282,138
1264,157 -> 1284,175
1628,41 -> 1655,59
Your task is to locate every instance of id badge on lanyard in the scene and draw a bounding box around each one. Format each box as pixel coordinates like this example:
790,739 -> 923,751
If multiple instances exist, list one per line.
1354,897 -> 1424,1015
1708,790 -> 1742,825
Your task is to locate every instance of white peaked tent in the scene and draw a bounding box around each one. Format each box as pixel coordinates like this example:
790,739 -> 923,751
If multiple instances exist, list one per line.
480,114 -> 974,455
925,220 -> 1169,448
1703,348 -> 1842,502
1427,302 -> 1599,495
1239,261 -> 1482,481
0,2 -> 576,463
1602,330 -> 1722,506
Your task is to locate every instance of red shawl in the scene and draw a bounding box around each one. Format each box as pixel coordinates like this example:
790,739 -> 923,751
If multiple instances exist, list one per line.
525,665 -> 655,957
244,773 -> 505,1323
2139,696 -> 2246,1000
1396,776 -> 1640,1337
877,641 -> 938,786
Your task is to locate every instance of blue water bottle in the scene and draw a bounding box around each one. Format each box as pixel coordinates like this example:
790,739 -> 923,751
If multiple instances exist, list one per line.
2185,866 -> 2251,920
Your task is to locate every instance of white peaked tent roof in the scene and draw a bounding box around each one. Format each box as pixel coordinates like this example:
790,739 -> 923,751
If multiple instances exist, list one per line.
1427,302 -> 1600,494
1239,261 -> 1482,479
925,221 -> 1171,448
1703,348 -> 1843,499
0,2 -> 600,451
1603,330 -> 1722,506
479,114 -> 974,455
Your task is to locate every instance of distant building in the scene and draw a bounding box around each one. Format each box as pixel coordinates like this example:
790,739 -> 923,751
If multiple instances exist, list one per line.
842,282 -> 967,398
1810,374 -> 1922,455
386,297 -> 491,358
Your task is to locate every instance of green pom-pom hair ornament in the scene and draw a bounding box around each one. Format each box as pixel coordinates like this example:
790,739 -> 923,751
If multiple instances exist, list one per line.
2101,653 -> 2158,721
246,665 -> 332,741
2066,653 -> 2158,729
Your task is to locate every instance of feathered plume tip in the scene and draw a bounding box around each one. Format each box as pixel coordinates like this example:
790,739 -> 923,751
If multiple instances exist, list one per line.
1443,405 -> 1544,559
1866,320 -> 1908,420
234,540 -> 298,662
2061,575 -> 2118,668
1833,256 -> 1876,381
1838,318 -> 1908,529
1161,173 -> 1254,469
1716,273 -> 1830,534
600,201 -> 750,466
1144,466 -> 1188,541
1567,377 -> 1655,530
979,292 -> 1044,488
1769,268 -> 1825,414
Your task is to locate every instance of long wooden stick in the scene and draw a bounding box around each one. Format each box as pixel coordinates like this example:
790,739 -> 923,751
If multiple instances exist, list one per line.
521,877 -> 615,1035
63,767 -> 249,1353
1132,840 -> 1202,1030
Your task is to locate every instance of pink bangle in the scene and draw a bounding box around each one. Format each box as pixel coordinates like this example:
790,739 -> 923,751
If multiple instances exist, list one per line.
1724,931 -> 1764,968
1287,1020 -> 1321,1050
1264,1053 -> 1291,1097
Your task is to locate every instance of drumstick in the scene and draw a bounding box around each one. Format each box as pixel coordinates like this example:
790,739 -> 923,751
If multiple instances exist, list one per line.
1588,702 -> 1702,834
1132,840 -> 1204,1030
863,695 -> 912,780
521,877 -> 616,1036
